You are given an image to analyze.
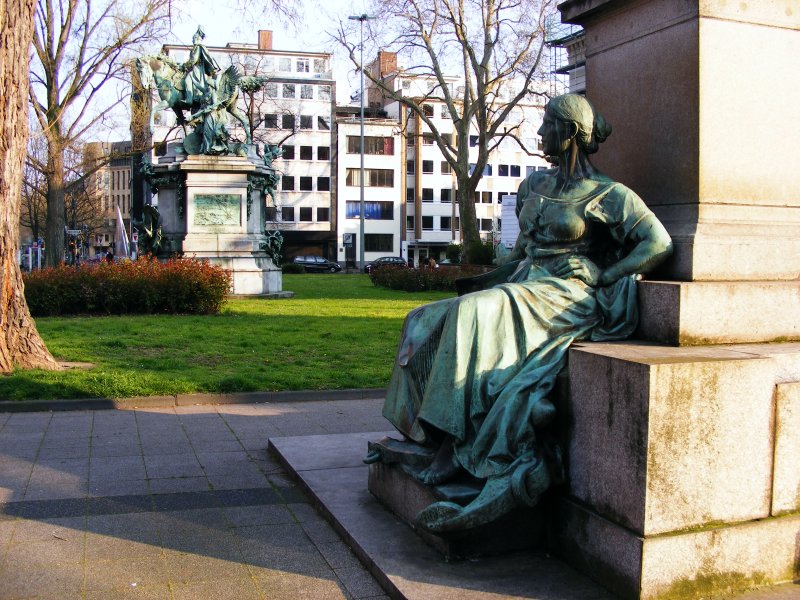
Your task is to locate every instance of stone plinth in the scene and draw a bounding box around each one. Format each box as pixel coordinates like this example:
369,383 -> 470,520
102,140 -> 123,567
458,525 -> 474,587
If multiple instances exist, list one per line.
151,155 -> 284,296
552,341 -> 800,599
559,0 -> 800,283
637,280 -> 800,345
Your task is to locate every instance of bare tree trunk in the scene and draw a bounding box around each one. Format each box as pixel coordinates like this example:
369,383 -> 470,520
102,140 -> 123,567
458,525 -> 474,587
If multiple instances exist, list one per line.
45,143 -> 66,267
0,0 -> 60,372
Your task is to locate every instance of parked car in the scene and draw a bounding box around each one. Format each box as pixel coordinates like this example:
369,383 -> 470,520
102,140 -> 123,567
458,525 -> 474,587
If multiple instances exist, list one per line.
364,256 -> 408,274
292,255 -> 342,273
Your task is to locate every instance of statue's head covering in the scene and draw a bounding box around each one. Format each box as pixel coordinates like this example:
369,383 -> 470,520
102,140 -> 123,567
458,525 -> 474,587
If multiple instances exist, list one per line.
547,94 -> 611,154
194,26 -> 206,40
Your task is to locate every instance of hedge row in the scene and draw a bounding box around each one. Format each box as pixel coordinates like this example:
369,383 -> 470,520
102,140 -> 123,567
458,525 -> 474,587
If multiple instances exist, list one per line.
23,257 -> 232,316
368,265 -> 488,292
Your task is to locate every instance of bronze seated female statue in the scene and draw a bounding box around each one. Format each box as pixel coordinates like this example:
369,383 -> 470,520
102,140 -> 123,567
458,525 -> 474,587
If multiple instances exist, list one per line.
368,93 -> 673,534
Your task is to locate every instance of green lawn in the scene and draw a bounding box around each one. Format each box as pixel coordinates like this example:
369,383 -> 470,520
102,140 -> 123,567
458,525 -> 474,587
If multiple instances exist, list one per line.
0,274 -> 453,401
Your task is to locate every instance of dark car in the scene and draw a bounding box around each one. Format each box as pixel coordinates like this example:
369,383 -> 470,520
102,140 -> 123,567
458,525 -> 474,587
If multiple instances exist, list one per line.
292,255 -> 342,273
364,256 -> 408,274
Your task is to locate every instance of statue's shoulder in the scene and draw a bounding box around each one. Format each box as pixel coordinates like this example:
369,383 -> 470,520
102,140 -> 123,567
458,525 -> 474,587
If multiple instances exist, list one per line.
518,167 -> 556,198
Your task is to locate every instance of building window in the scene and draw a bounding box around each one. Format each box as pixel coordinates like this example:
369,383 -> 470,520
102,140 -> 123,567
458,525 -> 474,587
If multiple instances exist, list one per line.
282,84 -> 295,99
441,216 -> 452,230
313,58 -> 327,74
345,168 -> 394,187
422,160 -> 433,174
422,188 -> 433,202
406,188 -> 414,202
365,234 -> 393,252
482,191 -> 492,203
346,136 -> 394,155
263,113 -> 278,128
318,85 -> 331,101
316,207 -> 330,221
407,134 -> 415,146
499,164 -> 509,176
480,218 -> 493,231
299,176 -> 313,191
300,146 -> 313,160
317,116 -> 331,130
265,207 -> 277,221
299,207 -> 313,221
510,165 -> 521,177
282,176 -> 295,191
422,133 -> 434,145
265,83 -> 278,97
296,58 -> 309,72
440,188 -> 451,203
281,114 -> 295,129
317,146 -> 330,161
440,105 -> 450,119
454,216 -> 460,230
406,215 -> 414,230
406,160 -> 414,174
422,216 -> 434,230
300,84 -> 313,99
281,206 -> 294,221
317,176 -> 330,191
282,145 -> 295,160
402,80 -> 411,90
279,57 -> 292,72
299,115 -> 313,130
469,135 -> 479,147
346,201 -> 394,220
440,161 -> 451,174
422,104 -> 434,117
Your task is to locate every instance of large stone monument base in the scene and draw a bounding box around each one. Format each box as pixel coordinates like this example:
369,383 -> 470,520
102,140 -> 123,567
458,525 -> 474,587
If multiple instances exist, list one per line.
153,155 -> 285,296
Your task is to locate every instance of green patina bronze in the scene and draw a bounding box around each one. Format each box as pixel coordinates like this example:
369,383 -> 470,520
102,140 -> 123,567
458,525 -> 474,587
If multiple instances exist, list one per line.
375,94 -> 674,535
134,26 -> 269,156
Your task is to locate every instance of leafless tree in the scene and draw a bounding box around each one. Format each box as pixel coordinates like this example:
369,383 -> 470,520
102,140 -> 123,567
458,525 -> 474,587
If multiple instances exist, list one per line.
333,0 -> 555,260
0,0 -> 60,372
29,0 -> 174,266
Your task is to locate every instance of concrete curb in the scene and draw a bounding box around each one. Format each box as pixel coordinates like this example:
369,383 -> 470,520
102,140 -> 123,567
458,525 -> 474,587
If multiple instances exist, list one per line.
0,388 -> 387,413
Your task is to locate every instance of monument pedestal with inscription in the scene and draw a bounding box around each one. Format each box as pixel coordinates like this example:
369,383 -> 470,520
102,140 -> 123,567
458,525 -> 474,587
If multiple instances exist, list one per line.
150,155 -> 286,296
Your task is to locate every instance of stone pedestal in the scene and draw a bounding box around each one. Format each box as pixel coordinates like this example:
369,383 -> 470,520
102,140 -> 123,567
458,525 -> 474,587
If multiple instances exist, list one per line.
552,2 -> 800,598
552,341 -> 800,600
152,155 -> 284,296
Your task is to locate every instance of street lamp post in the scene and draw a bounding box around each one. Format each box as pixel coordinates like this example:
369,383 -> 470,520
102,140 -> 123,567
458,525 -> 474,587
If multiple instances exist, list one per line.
348,14 -> 372,270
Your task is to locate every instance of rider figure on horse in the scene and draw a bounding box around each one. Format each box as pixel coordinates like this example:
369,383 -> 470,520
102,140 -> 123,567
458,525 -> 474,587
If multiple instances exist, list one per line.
182,26 -> 219,108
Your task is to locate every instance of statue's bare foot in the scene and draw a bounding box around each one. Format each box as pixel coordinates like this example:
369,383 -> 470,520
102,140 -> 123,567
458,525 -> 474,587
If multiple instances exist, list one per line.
416,438 -> 459,485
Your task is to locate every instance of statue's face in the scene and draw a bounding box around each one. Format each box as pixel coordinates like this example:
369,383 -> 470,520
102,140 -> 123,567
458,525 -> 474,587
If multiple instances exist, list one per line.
538,108 -> 573,156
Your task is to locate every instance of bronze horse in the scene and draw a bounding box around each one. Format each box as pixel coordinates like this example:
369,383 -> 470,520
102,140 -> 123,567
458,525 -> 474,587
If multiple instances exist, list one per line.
135,54 -> 267,145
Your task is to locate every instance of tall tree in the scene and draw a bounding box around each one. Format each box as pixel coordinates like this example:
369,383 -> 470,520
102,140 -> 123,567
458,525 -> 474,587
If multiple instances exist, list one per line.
29,0 -> 174,266
334,0 -> 555,260
0,0 -> 59,372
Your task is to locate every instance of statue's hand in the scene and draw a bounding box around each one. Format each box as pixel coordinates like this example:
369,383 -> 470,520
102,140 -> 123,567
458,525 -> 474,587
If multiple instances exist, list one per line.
554,256 -> 601,286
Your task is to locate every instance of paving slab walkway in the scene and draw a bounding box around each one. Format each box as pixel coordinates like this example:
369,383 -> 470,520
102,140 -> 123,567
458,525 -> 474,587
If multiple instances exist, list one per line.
1,397 -> 797,600
0,398 -> 390,600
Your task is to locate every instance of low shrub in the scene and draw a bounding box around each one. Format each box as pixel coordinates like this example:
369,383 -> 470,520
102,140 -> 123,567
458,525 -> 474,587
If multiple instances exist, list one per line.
281,262 -> 305,274
23,257 -> 232,316
368,265 -> 489,293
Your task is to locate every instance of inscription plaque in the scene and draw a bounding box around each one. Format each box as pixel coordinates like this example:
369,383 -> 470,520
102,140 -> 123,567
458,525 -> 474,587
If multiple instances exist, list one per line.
193,194 -> 241,226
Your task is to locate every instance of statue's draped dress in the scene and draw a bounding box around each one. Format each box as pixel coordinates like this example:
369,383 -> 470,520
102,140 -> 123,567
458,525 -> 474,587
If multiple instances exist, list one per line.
383,174 -> 655,492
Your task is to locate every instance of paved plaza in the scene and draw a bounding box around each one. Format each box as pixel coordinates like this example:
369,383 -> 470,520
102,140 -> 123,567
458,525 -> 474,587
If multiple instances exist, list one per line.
0,399 -> 390,600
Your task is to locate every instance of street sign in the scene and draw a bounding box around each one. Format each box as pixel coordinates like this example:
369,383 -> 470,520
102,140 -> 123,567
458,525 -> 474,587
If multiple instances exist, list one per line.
66,229 -> 81,235
132,232 -> 139,243
343,233 -> 354,246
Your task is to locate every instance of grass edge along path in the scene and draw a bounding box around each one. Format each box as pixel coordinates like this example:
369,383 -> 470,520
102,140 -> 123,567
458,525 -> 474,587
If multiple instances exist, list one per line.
0,274 -> 453,402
